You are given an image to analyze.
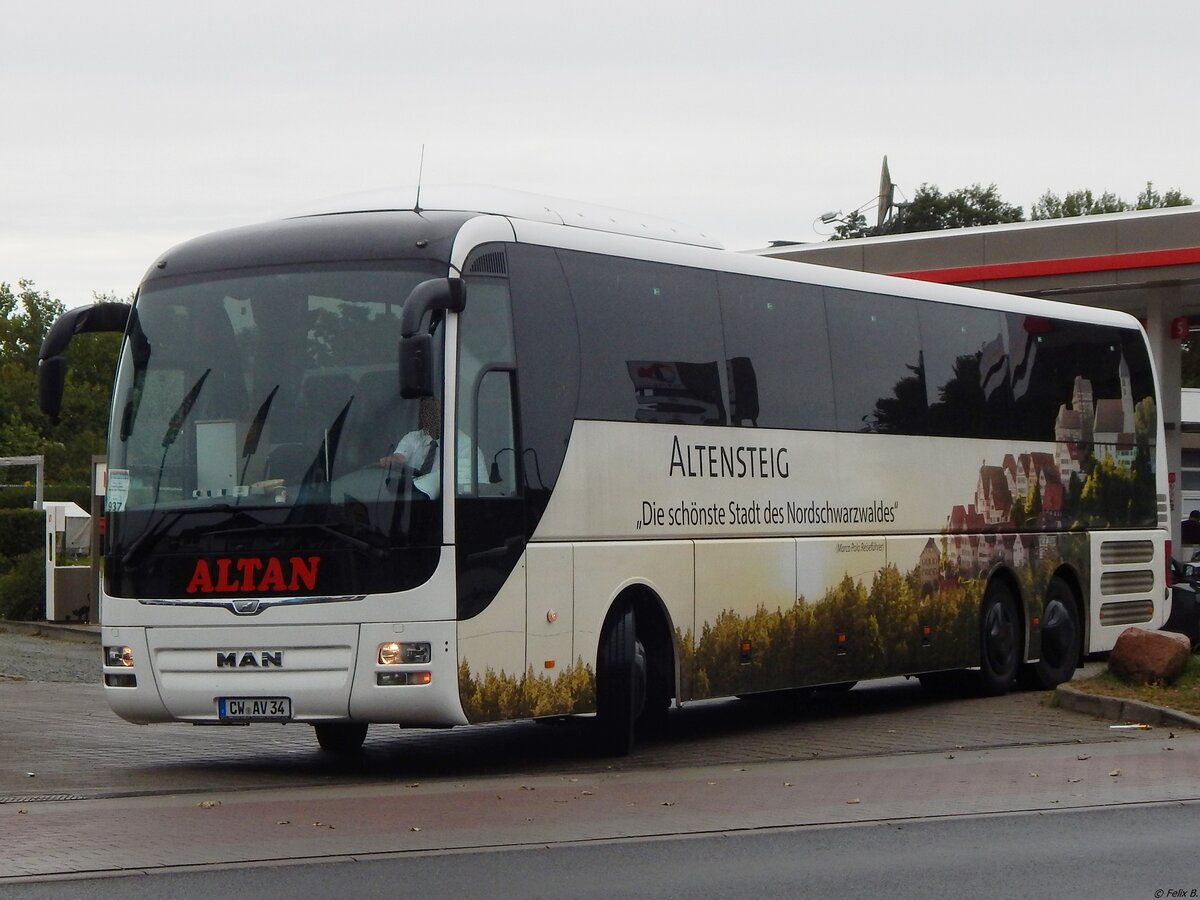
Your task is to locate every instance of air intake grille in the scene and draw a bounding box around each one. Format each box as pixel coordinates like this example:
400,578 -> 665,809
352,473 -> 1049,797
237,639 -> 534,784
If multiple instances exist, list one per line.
1099,540 -> 1154,565
1099,569 -> 1156,595
468,251 -> 508,275
1098,599 -> 1155,626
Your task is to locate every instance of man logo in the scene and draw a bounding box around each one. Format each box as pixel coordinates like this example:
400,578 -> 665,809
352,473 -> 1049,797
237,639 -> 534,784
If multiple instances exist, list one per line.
216,651 -> 284,669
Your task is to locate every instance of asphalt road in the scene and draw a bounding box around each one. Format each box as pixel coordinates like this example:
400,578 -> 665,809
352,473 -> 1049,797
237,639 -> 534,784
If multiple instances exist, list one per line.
3,801 -> 1198,900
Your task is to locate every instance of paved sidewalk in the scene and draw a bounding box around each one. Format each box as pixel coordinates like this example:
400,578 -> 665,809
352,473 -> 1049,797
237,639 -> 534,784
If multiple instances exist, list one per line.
0,674 -> 1162,802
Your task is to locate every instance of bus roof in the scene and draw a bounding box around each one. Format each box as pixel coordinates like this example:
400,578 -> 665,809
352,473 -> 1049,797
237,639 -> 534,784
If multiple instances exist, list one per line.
285,185 -> 724,250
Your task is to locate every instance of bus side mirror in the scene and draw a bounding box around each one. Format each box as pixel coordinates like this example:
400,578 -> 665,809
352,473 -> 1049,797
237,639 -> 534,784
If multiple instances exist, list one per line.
399,334 -> 434,399
38,356 -> 68,423
37,300 -> 131,423
399,278 -> 465,337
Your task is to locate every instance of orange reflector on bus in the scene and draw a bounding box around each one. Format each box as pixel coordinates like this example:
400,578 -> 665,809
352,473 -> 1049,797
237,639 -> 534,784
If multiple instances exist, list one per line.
377,671 -> 432,686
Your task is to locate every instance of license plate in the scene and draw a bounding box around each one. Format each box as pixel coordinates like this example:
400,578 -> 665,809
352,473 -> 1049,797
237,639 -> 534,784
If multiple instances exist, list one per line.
218,697 -> 292,720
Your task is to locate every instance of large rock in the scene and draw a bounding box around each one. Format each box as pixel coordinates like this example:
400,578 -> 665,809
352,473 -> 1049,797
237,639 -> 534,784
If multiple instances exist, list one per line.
1107,627 -> 1191,685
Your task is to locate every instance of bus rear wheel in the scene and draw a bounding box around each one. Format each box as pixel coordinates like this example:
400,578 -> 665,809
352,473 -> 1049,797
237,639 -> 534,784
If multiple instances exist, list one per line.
1020,576 -> 1081,690
977,580 -> 1020,696
595,602 -> 646,756
315,722 -> 368,754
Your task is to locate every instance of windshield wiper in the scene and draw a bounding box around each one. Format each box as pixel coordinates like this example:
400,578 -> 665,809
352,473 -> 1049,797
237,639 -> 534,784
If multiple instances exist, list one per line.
152,368 -> 212,505
292,396 -> 355,508
239,384 -> 280,484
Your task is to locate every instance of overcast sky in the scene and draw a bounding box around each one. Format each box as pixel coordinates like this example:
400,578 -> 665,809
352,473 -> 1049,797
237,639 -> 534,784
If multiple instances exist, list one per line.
4,0 -> 1197,308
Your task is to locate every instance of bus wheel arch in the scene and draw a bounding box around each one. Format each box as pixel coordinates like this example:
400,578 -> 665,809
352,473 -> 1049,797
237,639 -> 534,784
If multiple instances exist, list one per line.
976,571 -> 1023,696
1020,570 -> 1083,691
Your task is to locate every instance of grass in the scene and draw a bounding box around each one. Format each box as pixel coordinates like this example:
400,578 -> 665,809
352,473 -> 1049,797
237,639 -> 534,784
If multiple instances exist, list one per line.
1067,653 -> 1200,717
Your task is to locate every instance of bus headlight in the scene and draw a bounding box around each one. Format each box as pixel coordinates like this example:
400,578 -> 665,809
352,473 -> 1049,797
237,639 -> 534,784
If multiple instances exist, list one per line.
105,646 -> 134,667
377,641 -> 431,665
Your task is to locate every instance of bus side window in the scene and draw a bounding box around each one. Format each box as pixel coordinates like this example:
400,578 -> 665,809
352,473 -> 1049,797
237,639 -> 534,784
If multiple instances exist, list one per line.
475,370 -> 518,497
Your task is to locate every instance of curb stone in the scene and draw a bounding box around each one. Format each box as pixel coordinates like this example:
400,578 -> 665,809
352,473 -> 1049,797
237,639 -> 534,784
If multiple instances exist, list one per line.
1054,682 -> 1200,730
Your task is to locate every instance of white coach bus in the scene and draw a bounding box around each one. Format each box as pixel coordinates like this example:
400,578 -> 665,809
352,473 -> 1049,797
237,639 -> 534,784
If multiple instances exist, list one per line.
39,188 -> 1170,755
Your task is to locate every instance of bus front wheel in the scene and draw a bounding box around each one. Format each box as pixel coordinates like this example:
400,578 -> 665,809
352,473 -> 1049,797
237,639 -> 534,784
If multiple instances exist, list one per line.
595,602 -> 647,756
977,580 -> 1020,696
314,722 -> 368,754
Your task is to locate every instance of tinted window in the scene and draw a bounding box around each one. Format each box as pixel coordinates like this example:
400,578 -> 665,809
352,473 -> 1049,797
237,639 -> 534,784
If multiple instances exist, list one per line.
718,274 -> 835,430
506,243 -> 580,503
825,289 -> 923,433
918,302 -> 1010,438
561,251 -> 726,425
457,276 -> 516,496
1010,317 -> 1156,444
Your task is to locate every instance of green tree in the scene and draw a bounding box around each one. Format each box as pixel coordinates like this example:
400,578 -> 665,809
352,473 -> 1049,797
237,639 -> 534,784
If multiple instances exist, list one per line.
830,210 -> 870,241
830,183 -> 1023,240
0,281 -> 125,485
1031,181 -> 1191,219
1031,189 -> 1129,219
1136,182 -> 1191,210
891,183 -> 1024,233
829,177 -> 1190,241
0,281 -> 65,469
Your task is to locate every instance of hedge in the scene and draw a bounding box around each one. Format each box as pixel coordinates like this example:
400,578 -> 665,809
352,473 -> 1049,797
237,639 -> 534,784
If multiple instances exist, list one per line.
0,485 -> 92,510
0,492 -> 102,620
0,508 -> 44,556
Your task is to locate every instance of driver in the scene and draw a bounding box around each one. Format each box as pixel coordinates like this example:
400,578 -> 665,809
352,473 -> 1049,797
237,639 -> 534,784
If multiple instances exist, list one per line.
378,397 -> 488,499
379,396 -> 441,497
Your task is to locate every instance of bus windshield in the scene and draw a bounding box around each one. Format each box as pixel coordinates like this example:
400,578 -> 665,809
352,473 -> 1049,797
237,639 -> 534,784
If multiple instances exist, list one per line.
105,265 -> 446,600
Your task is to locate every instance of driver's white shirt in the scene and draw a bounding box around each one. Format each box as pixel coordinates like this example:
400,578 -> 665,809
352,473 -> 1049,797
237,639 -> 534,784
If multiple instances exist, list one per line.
393,430 -> 487,499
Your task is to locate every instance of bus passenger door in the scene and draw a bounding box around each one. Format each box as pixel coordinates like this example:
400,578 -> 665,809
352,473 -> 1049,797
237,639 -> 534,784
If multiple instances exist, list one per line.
454,369 -> 526,619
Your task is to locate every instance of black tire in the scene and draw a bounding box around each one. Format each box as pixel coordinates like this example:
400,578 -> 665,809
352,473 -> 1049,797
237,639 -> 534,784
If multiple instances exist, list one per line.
314,722 -> 368,754
595,602 -> 646,756
977,580 -> 1021,696
1020,576 -> 1081,690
